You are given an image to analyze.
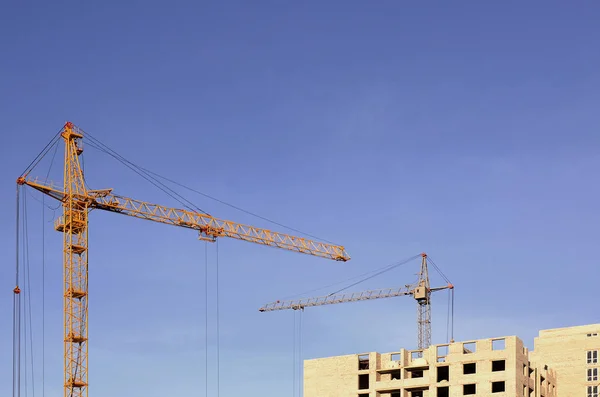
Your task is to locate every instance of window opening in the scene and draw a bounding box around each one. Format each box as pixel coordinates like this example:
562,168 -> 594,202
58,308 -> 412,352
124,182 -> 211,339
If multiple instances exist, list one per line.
358,374 -> 369,390
463,363 -> 476,374
492,360 -> 505,372
463,384 -> 476,395
588,368 -> 598,382
492,381 -> 505,393
437,366 -> 449,382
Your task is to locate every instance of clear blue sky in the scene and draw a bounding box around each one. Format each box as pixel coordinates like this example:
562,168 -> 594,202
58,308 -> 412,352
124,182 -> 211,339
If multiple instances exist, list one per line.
1,1 -> 599,396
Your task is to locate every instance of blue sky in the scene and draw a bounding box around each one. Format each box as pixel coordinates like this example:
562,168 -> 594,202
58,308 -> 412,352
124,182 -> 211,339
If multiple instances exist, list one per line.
1,1 -> 600,396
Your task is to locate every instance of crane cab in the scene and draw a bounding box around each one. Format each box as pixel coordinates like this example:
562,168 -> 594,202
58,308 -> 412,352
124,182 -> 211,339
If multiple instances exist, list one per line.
413,286 -> 428,302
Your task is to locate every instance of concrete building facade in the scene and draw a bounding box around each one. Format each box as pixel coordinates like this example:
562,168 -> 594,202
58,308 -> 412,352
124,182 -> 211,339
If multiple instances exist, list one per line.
531,323 -> 600,397
304,323 -> 600,397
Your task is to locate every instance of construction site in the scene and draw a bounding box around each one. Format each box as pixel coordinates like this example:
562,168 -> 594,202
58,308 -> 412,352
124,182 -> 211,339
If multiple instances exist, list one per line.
3,3 -> 599,397
7,122 -> 599,397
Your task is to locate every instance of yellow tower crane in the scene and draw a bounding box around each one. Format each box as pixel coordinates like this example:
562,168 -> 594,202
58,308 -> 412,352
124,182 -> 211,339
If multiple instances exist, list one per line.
259,253 -> 453,351
16,121 -> 350,397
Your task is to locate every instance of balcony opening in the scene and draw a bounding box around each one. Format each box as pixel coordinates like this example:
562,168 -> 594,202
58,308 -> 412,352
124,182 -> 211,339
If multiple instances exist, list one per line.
463,363 -> 476,374
407,387 -> 427,397
359,354 -> 370,370
411,369 -> 424,378
391,370 -> 401,380
463,384 -> 476,395
463,342 -> 476,353
492,360 -> 506,372
437,366 -> 449,382
492,338 -> 506,350
437,345 -> 449,362
492,381 -> 505,393
438,386 -> 449,397
358,374 -> 369,390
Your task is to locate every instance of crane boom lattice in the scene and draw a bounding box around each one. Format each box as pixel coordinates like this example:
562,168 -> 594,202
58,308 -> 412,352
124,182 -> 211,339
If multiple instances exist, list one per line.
260,253 -> 453,350
259,286 -> 413,312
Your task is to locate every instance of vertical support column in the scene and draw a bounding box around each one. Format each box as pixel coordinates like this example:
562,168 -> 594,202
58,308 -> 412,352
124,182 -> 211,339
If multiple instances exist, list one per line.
59,122 -> 88,397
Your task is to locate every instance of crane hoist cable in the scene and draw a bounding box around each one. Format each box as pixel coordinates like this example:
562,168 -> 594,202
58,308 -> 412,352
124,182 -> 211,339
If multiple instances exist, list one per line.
13,187 -> 39,397
42,192 -> 46,397
216,239 -> 220,397
204,240 -> 222,397
23,191 -> 37,397
292,309 -> 295,397
13,186 -> 21,397
205,241 -> 209,397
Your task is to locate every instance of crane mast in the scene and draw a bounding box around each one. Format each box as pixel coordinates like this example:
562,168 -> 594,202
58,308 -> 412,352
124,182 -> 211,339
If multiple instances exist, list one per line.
260,253 -> 453,350
17,121 -> 350,397
60,124 -> 89,395
416,253 -> 432,350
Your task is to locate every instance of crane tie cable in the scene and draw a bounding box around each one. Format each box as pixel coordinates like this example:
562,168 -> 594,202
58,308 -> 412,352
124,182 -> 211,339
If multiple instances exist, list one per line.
20,129 -> 62,177
84,139 -> 208,215
82,129 -> 336,245
280,254 -> 421,301
327,254 -> 421,296
135,165 -> 339,245
13,186 -> 21,397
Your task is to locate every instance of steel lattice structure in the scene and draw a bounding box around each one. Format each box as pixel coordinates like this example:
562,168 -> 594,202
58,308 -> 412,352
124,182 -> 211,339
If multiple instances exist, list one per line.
17,121 -> 350,397
260,253 -> 452,350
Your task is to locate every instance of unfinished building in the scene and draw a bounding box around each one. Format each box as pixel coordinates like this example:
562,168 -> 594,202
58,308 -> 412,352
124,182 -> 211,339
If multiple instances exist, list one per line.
303,323 -> 600,397
305,335 -> 555,397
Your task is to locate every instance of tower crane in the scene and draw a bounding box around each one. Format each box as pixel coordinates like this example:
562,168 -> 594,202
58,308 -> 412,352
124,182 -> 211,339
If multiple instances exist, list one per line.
15,121 -> 351,397
259,253 -> 453,350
